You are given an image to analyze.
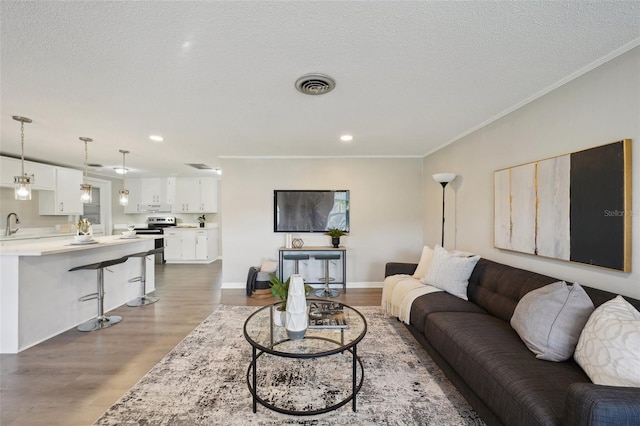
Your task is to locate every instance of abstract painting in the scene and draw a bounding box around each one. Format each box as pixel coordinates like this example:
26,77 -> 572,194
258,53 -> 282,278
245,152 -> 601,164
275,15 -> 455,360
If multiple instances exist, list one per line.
494,139 -> 631,271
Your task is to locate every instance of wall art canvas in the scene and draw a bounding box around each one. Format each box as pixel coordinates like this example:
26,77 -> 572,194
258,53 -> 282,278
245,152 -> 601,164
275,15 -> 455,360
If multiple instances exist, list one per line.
494,139 -> 631,272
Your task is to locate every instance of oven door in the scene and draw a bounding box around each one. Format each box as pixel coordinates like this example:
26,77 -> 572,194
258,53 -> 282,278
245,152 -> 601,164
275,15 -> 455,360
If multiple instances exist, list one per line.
133,228 -> 165,264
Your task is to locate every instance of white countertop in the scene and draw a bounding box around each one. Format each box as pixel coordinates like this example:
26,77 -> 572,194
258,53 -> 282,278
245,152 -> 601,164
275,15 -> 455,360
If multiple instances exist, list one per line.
0,234 -> 162,256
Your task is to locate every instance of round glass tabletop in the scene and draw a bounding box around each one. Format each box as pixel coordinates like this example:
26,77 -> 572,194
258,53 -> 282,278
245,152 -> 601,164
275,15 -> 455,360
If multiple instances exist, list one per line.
243,299 -> 367,358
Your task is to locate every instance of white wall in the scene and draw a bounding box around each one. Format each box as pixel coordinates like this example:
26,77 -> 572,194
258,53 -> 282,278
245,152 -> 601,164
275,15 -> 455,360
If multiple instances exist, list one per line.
220,158 -> 423,287
423,46 -> 640,299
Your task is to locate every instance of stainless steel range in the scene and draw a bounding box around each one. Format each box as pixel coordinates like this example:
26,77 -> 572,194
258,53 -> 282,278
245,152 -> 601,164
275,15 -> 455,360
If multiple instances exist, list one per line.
134,216 -> 177,263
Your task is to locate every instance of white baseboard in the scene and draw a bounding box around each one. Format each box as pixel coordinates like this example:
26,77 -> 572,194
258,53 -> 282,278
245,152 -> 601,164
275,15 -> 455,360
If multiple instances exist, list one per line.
221,281 -> 383,289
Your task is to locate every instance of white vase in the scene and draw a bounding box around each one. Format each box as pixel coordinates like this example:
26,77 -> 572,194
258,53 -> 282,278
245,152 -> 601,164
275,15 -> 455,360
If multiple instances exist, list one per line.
285,275 -> 308,339
273,307 -> 285,327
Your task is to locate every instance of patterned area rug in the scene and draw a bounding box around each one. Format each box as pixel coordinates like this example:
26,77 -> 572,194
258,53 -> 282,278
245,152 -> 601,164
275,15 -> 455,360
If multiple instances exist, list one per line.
95,305 -> 485,425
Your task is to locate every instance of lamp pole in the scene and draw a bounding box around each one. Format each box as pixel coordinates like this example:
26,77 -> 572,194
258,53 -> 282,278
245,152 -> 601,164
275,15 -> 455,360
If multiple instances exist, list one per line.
432,173 -> 456,249
440,181 -> 447,247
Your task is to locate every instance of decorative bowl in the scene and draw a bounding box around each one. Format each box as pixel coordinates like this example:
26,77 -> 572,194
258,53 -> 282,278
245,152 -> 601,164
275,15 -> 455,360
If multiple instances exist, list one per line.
74,234 -> 92,242
122,230 -> 136,237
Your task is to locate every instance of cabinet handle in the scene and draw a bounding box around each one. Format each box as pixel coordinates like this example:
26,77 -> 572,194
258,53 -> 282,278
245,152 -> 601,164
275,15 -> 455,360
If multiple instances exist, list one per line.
59,202 -> 63,212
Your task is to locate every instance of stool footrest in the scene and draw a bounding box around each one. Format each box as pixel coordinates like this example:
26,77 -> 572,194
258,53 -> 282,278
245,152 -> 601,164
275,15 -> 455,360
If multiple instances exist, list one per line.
79,293 -> 98,302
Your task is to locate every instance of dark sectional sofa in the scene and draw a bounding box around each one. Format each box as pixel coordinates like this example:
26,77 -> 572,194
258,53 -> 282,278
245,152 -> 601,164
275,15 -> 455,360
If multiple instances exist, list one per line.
385,257 -> 640,426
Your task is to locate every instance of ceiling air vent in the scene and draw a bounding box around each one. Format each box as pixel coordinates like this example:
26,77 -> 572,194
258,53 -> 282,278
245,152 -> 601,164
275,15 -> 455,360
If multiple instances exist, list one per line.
186,163 -> 214,170
295,74 -> 336,95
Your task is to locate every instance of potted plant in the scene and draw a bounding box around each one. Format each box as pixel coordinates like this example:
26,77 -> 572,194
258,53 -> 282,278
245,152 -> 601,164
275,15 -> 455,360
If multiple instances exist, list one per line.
269,273 -> 313,326
197,215 -> 206,228
325,228 -> 346,248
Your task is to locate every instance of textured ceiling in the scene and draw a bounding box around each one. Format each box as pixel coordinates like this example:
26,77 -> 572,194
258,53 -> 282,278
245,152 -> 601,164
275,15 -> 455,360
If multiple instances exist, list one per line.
1,1 -> 639,178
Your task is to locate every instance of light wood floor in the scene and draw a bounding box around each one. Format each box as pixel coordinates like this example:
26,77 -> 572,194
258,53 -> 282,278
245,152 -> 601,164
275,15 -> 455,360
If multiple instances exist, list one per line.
0,261 -> 382,425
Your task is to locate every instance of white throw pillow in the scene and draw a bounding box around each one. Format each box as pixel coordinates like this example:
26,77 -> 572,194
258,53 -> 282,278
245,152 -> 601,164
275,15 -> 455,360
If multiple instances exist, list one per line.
423,246 -> 480,300
412,246 -> 434,279
510,282 -> 594,362
574,296 -> 640,387
259,258 -> 278,273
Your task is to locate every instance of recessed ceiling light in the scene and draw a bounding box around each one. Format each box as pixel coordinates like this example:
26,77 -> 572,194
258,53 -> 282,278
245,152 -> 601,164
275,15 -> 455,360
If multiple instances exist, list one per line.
340,134 -> 353,142
149,135 -> 164,142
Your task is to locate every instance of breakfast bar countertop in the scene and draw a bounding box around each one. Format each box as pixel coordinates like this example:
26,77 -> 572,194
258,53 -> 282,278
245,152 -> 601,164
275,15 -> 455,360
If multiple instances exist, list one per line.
0,234 -> 162,257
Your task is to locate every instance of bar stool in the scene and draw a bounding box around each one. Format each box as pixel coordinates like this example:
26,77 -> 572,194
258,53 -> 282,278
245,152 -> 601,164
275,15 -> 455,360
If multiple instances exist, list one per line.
70,256 -> 128,332
283,253 -> 309,278
315,253 -> 341,298
127,247 -> 163,307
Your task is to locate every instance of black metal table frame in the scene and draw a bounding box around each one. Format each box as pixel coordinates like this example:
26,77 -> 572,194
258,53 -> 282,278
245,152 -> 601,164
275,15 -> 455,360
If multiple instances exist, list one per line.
243,301 -> 367,416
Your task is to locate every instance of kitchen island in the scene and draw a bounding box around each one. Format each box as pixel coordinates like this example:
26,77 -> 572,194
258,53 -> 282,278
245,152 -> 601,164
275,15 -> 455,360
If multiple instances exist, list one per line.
0,235 -> 162,353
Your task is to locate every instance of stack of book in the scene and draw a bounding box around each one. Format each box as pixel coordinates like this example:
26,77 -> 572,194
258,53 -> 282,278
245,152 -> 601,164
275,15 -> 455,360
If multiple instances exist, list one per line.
308,302 -> 348,329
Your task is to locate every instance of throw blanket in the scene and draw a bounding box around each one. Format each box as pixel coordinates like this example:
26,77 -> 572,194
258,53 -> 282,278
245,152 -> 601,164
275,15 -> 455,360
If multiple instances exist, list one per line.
381,275 -> 442,324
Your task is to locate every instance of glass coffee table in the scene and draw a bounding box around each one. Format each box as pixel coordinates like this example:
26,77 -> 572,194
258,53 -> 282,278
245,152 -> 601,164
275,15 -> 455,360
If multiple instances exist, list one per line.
243,299 -> 367,416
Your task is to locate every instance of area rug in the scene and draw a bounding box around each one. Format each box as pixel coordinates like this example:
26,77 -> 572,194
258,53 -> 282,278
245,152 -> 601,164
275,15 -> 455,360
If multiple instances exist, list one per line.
94,305 -> 485,425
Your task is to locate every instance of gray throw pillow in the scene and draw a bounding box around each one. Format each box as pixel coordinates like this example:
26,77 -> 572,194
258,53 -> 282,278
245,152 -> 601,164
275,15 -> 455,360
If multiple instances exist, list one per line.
510,281 -> 594,362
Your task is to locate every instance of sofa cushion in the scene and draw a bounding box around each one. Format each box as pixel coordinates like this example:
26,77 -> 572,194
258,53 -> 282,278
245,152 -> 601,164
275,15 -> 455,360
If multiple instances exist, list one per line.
574,296 -> 640,387
410,292 -> 488,338
511,281 -> 594,361
425,311 -> 591,426
423,246 -> 480,300
467,259 -> 559,322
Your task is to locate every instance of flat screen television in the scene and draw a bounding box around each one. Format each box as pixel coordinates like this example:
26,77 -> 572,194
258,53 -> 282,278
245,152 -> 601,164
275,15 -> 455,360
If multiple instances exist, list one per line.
274,190 -> 350,233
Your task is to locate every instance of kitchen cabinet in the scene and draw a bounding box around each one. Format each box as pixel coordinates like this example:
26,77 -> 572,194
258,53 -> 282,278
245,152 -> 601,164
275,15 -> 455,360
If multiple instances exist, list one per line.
1,156 -> 55,191
38,167 -> 83,215
140,178 -> 170,204
162,229 -> 183,260
123,179 -> 142,214
170,177 -> 218,213
123,178 -> 171,214
163,228 -> 217,263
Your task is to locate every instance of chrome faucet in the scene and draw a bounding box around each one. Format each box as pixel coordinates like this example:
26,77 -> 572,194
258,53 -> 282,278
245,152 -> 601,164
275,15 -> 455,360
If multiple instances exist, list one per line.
5,212 -> 20,237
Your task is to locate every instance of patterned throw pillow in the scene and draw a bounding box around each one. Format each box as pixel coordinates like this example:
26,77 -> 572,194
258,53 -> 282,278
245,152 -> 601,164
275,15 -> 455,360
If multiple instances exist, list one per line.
510,281 -> 594,362
423,245 -> 480,300
574,296 -> 640,387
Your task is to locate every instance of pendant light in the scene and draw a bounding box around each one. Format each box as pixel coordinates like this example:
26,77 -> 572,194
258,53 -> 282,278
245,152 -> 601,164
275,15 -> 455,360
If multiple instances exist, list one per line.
79,137 -> 93,203
12,116 -> 33,200
118,149 -> 130,206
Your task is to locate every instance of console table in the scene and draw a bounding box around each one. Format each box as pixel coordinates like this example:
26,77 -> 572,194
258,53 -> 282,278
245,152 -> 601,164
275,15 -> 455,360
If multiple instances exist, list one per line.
278,246 -> 347,293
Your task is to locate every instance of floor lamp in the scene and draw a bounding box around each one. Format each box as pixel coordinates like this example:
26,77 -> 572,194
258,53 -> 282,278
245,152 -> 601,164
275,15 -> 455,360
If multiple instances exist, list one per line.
432,173 -> 457,248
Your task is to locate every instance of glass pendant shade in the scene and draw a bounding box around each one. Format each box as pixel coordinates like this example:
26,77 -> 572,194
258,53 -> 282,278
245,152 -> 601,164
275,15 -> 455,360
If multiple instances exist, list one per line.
79,137 -> 93,203
119,189 -> 129,206
80,183 -> 93,203
14,175 -> 32,200
118,149 -> 130,206
12,115 -> 33,201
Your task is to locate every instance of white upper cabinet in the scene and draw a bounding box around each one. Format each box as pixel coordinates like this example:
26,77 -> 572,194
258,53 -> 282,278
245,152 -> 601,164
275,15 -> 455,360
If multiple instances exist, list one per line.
1,156 -> 55,191
123,179 -> 142,214
139,178 -> 170,204
170,177 -> 218,213
38,167 -> 83,215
